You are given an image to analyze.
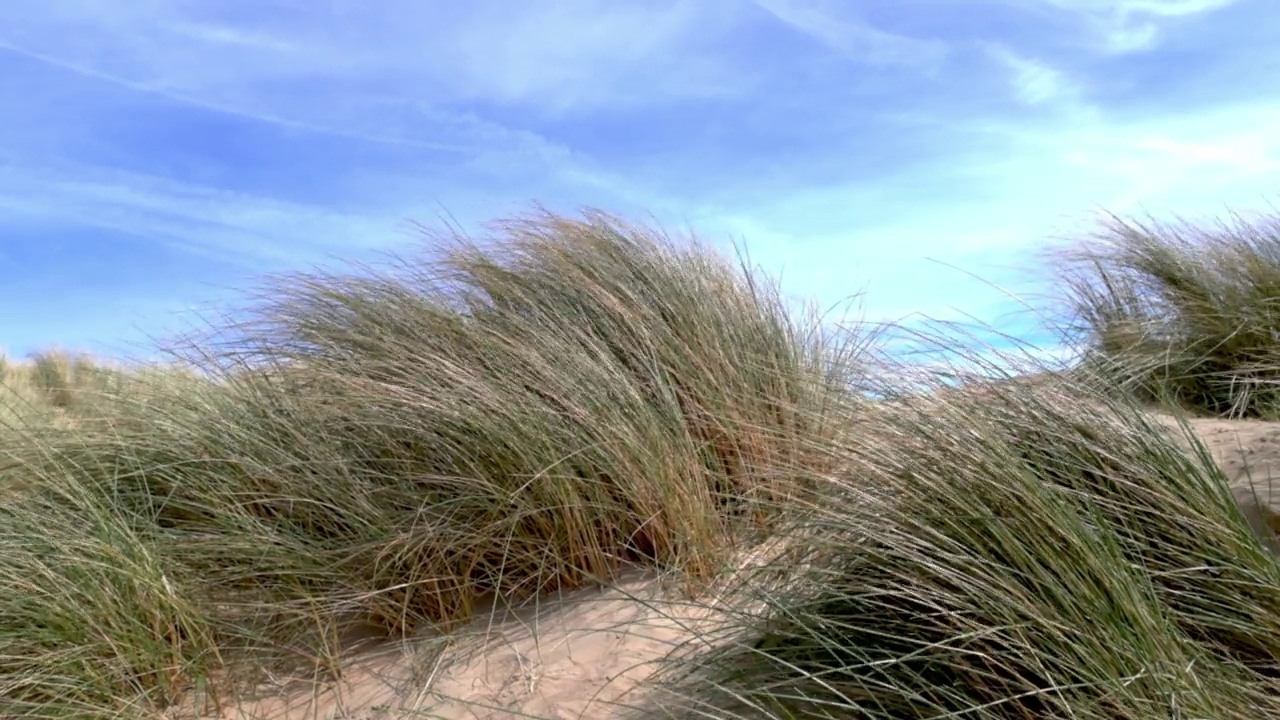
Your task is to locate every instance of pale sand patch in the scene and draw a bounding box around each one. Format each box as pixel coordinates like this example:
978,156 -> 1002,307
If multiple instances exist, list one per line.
195,570 -> 735,720
1176,416 -> 1280,551
1182,416 -> 1280,492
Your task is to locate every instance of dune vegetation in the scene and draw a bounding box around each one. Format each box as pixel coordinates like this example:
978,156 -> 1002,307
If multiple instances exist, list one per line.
1057,211 -> 1280,419
0,349 -> 129,426
0,211 -> 862,717
642,361 -> 1280,719
3,207 -> 1280,719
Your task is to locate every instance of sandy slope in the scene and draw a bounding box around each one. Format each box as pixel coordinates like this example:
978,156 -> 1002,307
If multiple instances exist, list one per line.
1182,416 -> 1280,553
192,415 -> 1280,720
196,571 -> 727,720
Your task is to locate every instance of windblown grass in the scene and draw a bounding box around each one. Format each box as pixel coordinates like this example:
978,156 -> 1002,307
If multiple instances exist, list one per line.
1057,210 -> 1280,418
0,473 -> 223,716
8,205 -> 1280,719
642,345 -> 1280,719
0,210 -> 862,717
0,349 -> 134,427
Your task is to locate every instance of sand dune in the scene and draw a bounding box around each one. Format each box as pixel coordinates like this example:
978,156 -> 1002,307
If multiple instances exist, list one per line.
192,413 -> 1280,720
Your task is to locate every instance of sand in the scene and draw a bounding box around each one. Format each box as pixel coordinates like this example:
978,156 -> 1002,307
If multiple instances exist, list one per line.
1182,415 -> 1280,552
193,571 -> 727,720
187,413 -> 1280,720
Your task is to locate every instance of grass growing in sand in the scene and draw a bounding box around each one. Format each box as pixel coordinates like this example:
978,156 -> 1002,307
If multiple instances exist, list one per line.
643,352 -> 1280,719
4,207 -> 1280,719
1058,210 -> 1280,418
0,211 -> 861,717
0,349 -> 134,426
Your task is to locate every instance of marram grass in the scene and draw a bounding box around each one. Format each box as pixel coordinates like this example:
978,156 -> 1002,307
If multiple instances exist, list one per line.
5,208 -> 1280,719
0,210 -> 862,717
640,354 -> 1280,719
1057,210 -> 1280,418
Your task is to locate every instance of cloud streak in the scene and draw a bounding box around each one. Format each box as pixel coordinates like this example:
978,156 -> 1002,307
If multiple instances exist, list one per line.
1,0 -> 1278,358
753,0 -> 949,68
1036,0 -> 1240,52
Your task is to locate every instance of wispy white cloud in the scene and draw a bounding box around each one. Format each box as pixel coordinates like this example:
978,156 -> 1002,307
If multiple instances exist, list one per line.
1,0 -> 1278,357
752,0 -> 949,68
984,46 -> 1081,108
0,38 -> 481,155
2,0 -> 746,118
1040,0 -> 1239,52
677,89 -> 1280,332
0,164 -> 409,268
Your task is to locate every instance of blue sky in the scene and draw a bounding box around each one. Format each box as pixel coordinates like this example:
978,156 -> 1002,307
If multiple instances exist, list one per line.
2,0 -> 1279,360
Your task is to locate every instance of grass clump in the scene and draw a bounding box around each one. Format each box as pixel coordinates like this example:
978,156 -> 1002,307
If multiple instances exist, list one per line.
0,210 -> 860,716
1058,211 -> 1280,418
644,353 -> 1280,719
0,350 -> 139,428
191,210 -> 855,627
0,476 -> 221,717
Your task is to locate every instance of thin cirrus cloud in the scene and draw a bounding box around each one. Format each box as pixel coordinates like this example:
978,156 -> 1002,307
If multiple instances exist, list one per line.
751,0 -> 950,68
0,0 -> 1276,360
1043,0 -> 1241,52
